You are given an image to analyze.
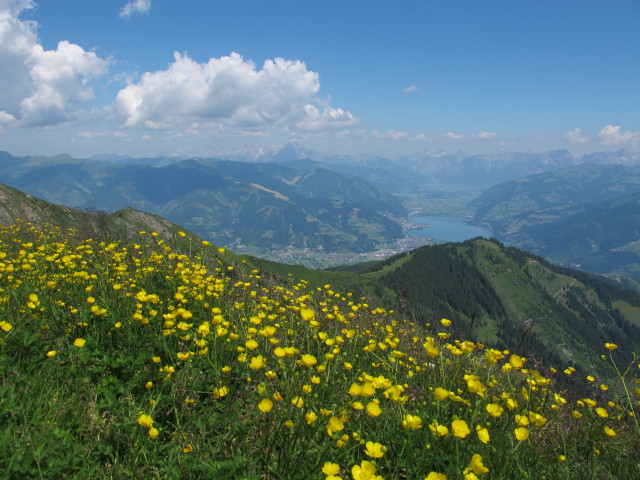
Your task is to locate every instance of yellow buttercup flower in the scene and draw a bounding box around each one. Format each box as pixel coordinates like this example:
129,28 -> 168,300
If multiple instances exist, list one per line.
434,387 -> 450,401
258,398 -> 273,413
425,473 -> 447,480
509,354 -> 524,369
476,425 -> 490,444
486,403 -> 504,417
137,414 -> 154,428
365,401 -> 382,418
300,308 -> 315,321
528,412 -> 547,427
322,462 -> 340,476
604,342 -> 618,351
429,422 -> 449,437
212,386 -> 229,398
451,419 -> 471,438
351,460 -> 378,480
298,353 -> 318,367
514,427 -> 530,441
364,441 -> 385,458
326,416 -> 344,436
402,414 -> 423,430
305,411 -> 318,424
73,338 -> 86,348
249,355 -> 265,370
466,454 -> 489,475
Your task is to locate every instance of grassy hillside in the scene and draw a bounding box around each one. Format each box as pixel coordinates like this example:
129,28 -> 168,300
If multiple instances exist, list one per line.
1,220 -> 639,479
1,185 -> 639,478
0,182 -> 190,245
329,238 -> 640,393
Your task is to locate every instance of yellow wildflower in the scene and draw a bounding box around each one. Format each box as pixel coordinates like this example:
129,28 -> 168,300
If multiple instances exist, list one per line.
476,425 -> 490,444
434,387 -> 450,401
212,386 -> 229,398
258,398 -> 273,413
429,422 -> 449,437
466,454 -> 489,475
514,427 -> 530,441
402,414 -> 423,430
451,419 -> 471,438
351,460 -> 380,480
137,414 -> 154,428
425,473 -> 447,480
326,416 -> 344,436
364,441 -> 385,458
249,355 -> 265,370
305,411 -> 318,424
322,462 -> 340,476
486,403 -> 504,417
298,353 -> 318,367
365,401 -> 382,418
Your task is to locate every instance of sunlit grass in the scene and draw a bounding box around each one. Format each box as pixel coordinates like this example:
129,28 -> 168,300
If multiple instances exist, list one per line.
0,220 -> 638,479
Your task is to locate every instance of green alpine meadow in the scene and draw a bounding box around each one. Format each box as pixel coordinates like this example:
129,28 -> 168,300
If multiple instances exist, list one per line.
0,187 -> 638,479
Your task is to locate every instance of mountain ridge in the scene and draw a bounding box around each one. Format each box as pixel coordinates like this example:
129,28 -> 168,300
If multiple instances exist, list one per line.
0,152 -> 405,253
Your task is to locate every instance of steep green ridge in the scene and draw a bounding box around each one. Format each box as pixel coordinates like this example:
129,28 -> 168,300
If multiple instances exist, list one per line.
502,192 -> 640,281
0,152 -> 405,253
0,182 -> 183,243
471,163 -> 640,281
330,238 -> 640,389
471,163 -> 640,224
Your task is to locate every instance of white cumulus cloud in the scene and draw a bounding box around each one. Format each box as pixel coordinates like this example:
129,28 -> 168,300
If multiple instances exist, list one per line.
443,131 -> 464,139
371,129 -> 409,140
564,127 -> 590,144
598,125 -> 640,146
0,0 -> 33,15
477,131 -> 497,139
115,51 -> 355,133
403,85 -> 418,94
119,0 -> 151,18
0,0 -> 109,127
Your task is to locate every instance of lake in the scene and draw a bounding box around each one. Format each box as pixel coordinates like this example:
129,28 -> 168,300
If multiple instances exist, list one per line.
408,216 -> 495,243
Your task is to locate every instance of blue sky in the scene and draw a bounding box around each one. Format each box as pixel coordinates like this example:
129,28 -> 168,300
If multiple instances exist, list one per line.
0,0 -> 638,158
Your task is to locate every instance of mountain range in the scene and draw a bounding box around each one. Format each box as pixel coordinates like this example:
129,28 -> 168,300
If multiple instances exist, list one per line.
0,151 -> 405,254
471,163 -> 640,286
3,147 -> 640,284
